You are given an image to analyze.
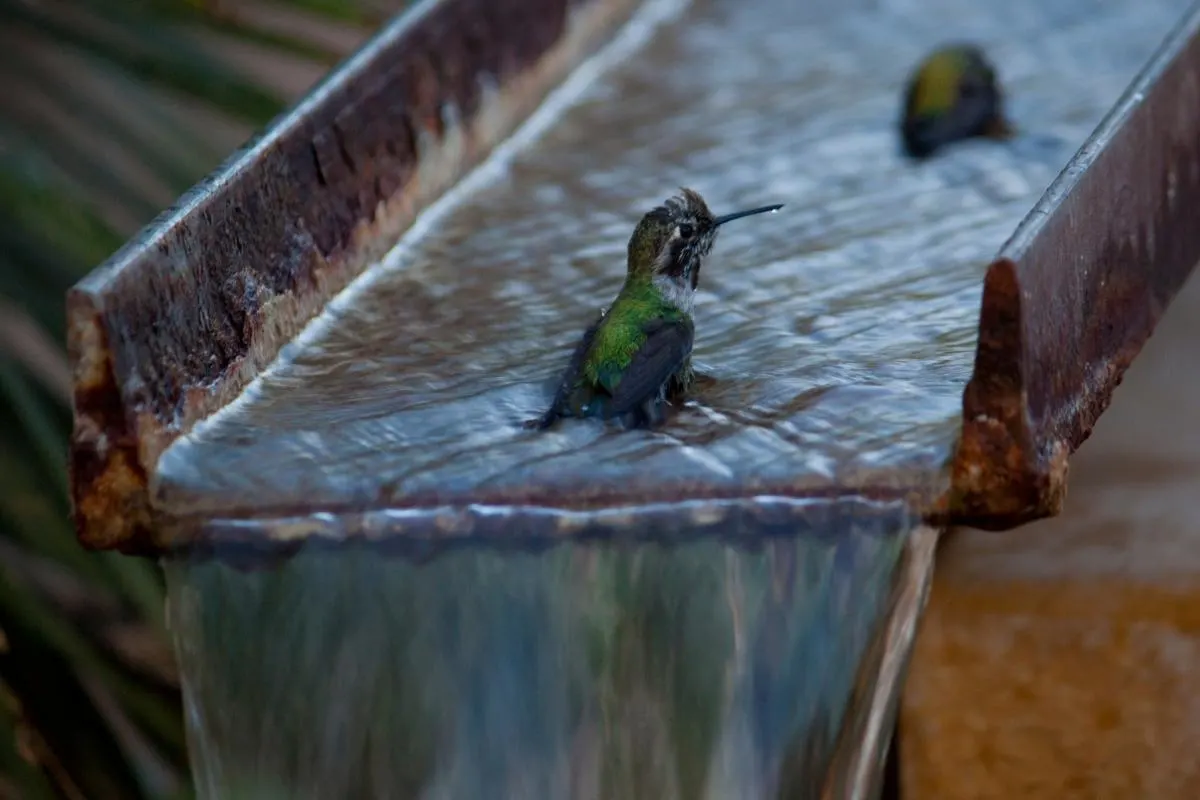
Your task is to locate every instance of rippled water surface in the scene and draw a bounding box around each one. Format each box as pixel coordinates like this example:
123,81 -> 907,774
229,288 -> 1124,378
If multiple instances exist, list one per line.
156,0 -> 1187,518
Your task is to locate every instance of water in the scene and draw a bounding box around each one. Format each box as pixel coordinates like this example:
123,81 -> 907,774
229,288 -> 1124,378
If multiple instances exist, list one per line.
155,0 -> 1188,795
152,0 -> 1188,522
167,498 -> 914,799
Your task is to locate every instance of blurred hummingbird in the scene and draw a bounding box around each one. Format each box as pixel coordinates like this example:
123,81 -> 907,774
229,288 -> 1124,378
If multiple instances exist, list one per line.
900,44 -> 1014,159
527,188 -> 782,430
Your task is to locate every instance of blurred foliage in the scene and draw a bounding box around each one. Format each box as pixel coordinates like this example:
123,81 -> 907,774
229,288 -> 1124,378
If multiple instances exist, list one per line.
0,0 -> 412,796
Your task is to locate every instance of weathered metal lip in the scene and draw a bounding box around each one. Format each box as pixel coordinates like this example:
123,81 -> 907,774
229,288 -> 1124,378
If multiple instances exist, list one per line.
149,451 -> 946,533
67,0 -> 1200,553
948,0 -> 1200,529
163,492 -> 918,566
66,0 -> 645,551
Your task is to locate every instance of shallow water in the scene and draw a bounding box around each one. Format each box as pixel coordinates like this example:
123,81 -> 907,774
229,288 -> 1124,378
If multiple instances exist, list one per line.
154,0 -> 1189,521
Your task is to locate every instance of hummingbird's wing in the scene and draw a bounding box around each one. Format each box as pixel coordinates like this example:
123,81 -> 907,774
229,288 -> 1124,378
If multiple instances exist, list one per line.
607,317 -> 695,417
530,310 -> 604,429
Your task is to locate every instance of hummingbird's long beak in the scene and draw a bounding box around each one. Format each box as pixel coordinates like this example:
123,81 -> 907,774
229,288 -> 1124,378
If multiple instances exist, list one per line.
713,204 -> 784,227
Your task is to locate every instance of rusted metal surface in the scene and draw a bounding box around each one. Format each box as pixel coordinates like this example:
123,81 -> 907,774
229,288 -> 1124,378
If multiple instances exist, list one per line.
949,0 -> 1200,529
148,0 -> 1198,557
67,0 -> 642,551
68,0 -> 1200,553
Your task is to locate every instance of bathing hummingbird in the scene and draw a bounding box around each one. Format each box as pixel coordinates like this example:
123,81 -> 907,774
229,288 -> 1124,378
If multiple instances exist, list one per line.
900,44 -> 1014,159
527,188 -> 783,430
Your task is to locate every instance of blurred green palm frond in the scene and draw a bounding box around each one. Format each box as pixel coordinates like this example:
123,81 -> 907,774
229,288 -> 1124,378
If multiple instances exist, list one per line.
0,1 -> 409,796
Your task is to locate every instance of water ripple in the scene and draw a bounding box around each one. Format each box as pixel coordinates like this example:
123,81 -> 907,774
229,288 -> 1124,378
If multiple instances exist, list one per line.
155,0 -> 1188,517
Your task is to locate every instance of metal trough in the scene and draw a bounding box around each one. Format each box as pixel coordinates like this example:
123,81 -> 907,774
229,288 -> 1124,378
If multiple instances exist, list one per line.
66,0 -> 1200,796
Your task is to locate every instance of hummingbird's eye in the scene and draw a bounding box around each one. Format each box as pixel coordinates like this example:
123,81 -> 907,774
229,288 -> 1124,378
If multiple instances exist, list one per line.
677,223 -> 695,239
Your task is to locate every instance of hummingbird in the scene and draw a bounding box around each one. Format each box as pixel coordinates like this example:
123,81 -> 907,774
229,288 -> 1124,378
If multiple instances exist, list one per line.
527,189 -> 783,431
900,44 -> 1014,159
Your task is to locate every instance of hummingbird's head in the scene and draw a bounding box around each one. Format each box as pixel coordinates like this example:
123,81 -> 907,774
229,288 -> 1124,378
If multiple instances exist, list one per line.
900,44 -> 1013,159
626,188 -> 783,306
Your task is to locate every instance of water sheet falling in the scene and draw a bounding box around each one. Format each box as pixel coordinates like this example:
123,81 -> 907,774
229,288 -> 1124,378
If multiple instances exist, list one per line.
167,499 -> 915,798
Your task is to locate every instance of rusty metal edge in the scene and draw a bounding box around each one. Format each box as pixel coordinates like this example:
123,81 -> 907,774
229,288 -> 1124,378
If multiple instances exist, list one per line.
948,0 -> 1200,530
67,0 -> 643,552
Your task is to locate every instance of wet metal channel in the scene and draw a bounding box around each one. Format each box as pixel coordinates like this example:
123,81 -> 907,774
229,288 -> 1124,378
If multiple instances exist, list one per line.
65,0 -> 1200,796
155,0 -> 1189,539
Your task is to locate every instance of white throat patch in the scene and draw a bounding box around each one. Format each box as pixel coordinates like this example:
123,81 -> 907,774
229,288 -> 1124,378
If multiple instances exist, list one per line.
653,274 -> 695,314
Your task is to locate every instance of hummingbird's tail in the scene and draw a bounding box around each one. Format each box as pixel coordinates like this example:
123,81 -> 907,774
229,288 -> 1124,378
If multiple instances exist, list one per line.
523,408 -> 559,431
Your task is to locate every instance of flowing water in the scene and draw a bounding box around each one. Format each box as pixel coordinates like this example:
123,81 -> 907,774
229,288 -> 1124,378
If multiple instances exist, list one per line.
156,0 -> 1189,795
167,499 -> 914,799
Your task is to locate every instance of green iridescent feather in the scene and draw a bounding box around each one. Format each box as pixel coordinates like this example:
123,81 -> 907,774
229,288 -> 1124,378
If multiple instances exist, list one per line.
584,279 -> 687,393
